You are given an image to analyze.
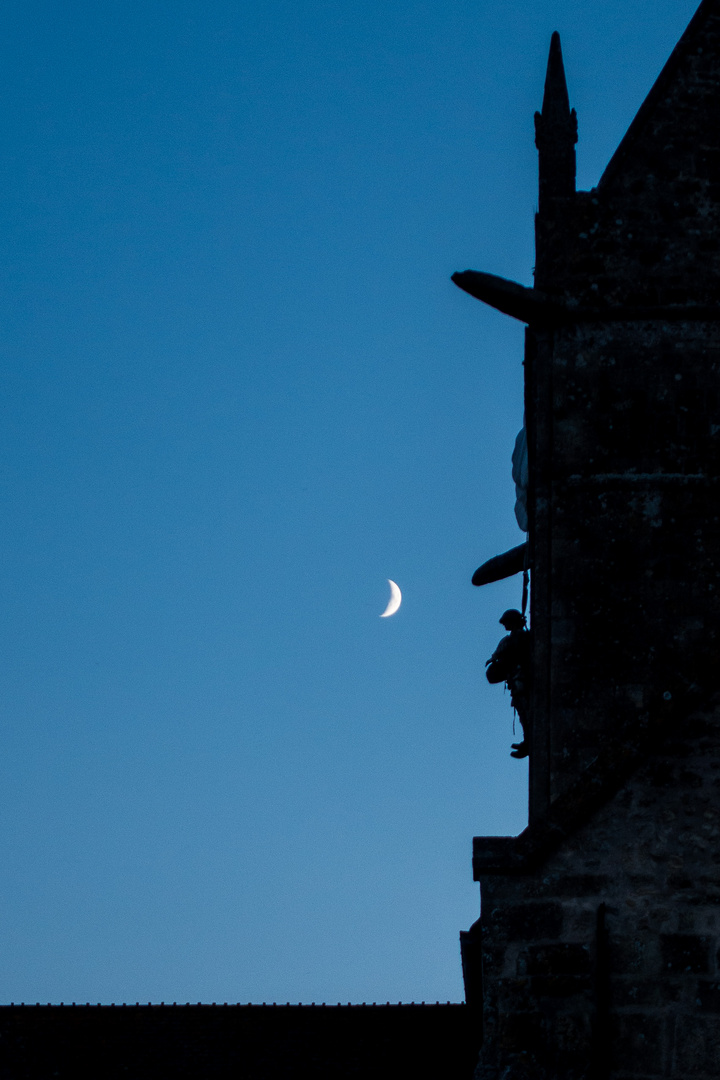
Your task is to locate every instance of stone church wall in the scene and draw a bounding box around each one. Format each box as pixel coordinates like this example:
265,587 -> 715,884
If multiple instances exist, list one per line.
475,698 -> 720,1079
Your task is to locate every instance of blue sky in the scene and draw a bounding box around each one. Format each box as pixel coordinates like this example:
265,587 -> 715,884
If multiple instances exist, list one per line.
0,0 -> 699,1005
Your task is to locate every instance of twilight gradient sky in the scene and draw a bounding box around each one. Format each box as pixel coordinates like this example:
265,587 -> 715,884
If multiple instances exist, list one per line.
0,0 -> 699,1005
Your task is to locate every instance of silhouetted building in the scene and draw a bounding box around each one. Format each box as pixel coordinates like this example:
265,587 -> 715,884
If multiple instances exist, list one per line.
458,1 -> 720,1076
6,4 -> 720,1077
0,1002 -> 475,1079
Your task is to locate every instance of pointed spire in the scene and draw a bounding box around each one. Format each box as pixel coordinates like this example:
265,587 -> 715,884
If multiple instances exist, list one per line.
541,31 -> 571,123
534,32 -> 578,211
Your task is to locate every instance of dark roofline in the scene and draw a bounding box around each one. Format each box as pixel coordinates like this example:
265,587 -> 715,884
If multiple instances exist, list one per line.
0,1002 -> 465,1010
598,0 -> 717,190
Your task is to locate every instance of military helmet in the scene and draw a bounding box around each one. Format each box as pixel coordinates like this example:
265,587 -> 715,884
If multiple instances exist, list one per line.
499,608 -> 525,630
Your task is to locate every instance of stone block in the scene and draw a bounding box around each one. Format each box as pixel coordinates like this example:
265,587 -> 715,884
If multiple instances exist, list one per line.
496,978 -> 534,1012
490,903 -> 564,943
552,873 -> 610,898
607,935 -> 654,975
674,1014 -> 720,1075
529,974 -> 592,998
552,1010 -> 593,1059
696,979 -> 720,1013
519,943 -> 591,977
612,1076 -> 661,1080
660,933 -> 711,974
497,1011 -> 546,1055
610,1013 -> 665,1076
480,946 -> 507,974
611,977 -> 662,1008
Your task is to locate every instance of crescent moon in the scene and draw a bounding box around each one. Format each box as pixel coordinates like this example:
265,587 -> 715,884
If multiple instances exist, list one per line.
380,579 -> 402,618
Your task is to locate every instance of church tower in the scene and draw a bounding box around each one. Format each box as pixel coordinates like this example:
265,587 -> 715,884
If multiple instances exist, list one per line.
457,2 -> 720,1076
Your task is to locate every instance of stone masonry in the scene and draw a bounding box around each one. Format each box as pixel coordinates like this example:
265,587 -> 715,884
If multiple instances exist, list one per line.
457,2 -> 720,1077
472,699 -> 720,1079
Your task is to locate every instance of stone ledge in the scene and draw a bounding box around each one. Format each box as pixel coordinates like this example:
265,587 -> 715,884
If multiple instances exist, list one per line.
473,696 -> 720,879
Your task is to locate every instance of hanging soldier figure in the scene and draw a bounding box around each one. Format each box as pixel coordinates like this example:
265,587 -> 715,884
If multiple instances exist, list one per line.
486,609 -> 532,758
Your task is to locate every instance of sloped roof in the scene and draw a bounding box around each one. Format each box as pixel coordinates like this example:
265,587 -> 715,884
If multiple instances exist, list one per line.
599,0 -> 720,191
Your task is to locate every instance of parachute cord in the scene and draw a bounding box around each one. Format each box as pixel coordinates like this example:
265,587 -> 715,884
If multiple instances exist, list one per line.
521,540 -> 530,620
